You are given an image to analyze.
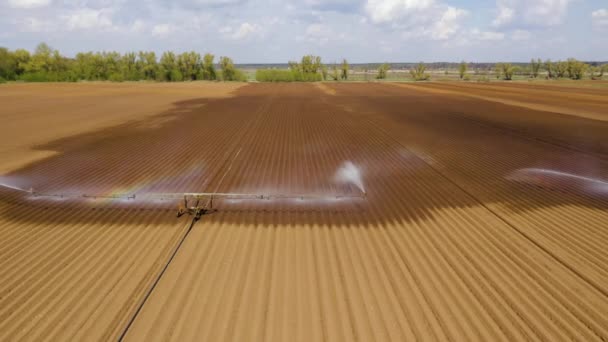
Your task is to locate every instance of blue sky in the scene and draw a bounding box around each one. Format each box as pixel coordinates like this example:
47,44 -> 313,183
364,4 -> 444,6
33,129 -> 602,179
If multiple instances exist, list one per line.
1,0 -> 606,63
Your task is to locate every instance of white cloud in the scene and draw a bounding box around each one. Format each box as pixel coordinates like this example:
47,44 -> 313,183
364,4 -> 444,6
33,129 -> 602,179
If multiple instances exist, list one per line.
129,19 -> 146,33
511,29 -> 531,41
364,0 -> 467,41
431,6 -> 467,40
171,0 -> 245,8
7,0 -> 51,9
306,23 -> 331,36
0,0 -> 605,62
492,5 -> 513,27
151,23 -> 173,37
62,8 -> 114,30
493,0 -> 573,28
443,28 -> 505,47
218,19 -> 264,40
219,26 -> 232,34
301,23 -> 336,44
365,0 -> 434,23
296,21 -> 357,46
14,17 -> 55,32
301,0 -> 361,11
304,0 -> 347,5
472,29 -> 504,41
230,22 -> 260,40
592,9 -> 608,29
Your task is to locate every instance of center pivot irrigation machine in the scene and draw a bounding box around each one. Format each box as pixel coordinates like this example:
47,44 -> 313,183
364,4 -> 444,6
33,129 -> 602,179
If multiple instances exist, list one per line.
26,189 -> 367,221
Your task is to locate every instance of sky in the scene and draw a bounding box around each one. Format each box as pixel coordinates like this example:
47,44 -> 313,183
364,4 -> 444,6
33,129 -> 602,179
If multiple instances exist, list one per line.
0,0 -> 607,63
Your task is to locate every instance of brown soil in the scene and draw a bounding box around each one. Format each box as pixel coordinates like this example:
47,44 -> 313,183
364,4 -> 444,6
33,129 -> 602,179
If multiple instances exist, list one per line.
0,82 -> 243,173
396,81 -> 608,121
1,82 -> 607,341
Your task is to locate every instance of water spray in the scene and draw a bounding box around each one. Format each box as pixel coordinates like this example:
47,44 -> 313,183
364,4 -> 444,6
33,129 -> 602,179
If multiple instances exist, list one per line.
334,161 -> 366,194
0,182 -> 31,193
508,168 -> 608,194
1,161 -> 368,219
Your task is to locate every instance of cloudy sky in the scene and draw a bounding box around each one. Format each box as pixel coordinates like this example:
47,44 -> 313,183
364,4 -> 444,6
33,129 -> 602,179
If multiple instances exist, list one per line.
1,0 -> 607,63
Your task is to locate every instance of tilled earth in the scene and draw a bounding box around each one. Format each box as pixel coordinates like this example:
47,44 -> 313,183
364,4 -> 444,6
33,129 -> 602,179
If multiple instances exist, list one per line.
1,82 -> 607,341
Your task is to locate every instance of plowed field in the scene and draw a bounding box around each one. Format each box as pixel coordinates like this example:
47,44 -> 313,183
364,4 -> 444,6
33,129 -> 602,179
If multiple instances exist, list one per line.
1,82 -> 607,341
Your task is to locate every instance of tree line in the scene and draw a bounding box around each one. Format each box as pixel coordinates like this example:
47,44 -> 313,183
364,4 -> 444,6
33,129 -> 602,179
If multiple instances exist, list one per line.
0,43 -> 246,83
255,56 -> 398,82
256,55 -> 344,82
459,59 -> 607,81
257,56 -> 607,83
2,44 -> 606,84
256,56 -> 434,82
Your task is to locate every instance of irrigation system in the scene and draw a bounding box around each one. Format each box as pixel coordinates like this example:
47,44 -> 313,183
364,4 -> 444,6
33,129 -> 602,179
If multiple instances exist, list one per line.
24,188 -> 367,220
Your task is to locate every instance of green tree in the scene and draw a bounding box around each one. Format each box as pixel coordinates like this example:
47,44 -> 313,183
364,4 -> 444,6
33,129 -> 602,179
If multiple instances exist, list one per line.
566,58 -> 588,80
201,53 -> 216,80
92,53 -> 108,79
0,47 -> 16,80
220,56 -> 239,81
24,42 -> 53,74
287,55 -> 323,81
299,55 -> 322,74
496,63 -> 515,80
178,51 -> 201,80
588,66 -> 602,79
74,52 -> 92,80
494,64 -> 502,79
160,51 -> 178,81
288,60 -> 300,73
530,58 -> 542,78
12,49 -> 30,77
459,61 -> 468,80
0,44 -> 241,83
170,68 -> 184,82
121,52 -> 139,80
102,52 -> 121,79
138,51 -> 158,80
18,43 -> 75,81
321,64 -> 328,81
544,60 -> 554,79
554,61 -> 568,78
330,64 -> 339,81
377,63 -> 390,79
49,50 -> 71,81
341,59 -> 349,80
409,63 -> 430,81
